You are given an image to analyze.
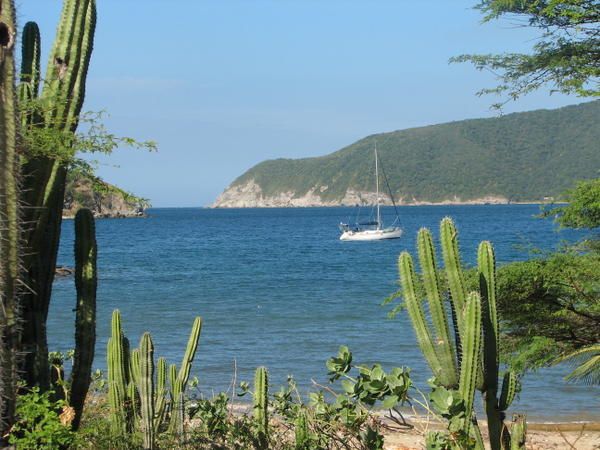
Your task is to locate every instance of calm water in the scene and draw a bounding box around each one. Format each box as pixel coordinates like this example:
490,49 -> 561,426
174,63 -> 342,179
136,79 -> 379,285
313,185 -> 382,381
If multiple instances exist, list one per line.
49,206 -> 599,421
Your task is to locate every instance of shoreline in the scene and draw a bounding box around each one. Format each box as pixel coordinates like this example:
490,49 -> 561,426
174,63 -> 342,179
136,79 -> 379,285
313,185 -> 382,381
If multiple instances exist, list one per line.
208,201 -> 559,209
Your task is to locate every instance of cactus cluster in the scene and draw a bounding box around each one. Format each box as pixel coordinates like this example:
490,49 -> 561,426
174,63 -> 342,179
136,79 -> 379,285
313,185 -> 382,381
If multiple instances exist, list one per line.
399,218 -> 525,450
0,0 -> 19,442
19,0 -> 97,389
107,310 -> 202,449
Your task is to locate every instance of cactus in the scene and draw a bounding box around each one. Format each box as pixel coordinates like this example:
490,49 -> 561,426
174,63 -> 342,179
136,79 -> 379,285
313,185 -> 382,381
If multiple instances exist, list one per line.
107,310 -> 130,435
459,292 -> 482,437
168,316 -> 202,435
399,218 -> 524,450
0,0 -> 20,443
18,21 -> 40,119
168,363 -> 184,436
509,414 -> 526,450
70,208 -> 97,429
154,357 -> 167,429
138,333 -> 155,450
294,410 -> 310,450
253,366 -> 269,449
19,0 -> 97,389
106,311 -> 202,442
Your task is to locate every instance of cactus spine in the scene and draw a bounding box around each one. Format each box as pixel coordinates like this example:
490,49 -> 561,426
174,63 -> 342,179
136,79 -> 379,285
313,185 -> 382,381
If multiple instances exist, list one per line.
0,0 -> 19,442
19,0 -> 97,389
70,208 -> 97,429
399,218 -> 523,450
253,366 -> 269,449
106,311 -> 202,442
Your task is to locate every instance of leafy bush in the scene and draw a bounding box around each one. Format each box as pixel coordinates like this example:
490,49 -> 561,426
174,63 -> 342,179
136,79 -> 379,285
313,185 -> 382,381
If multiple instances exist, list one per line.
9,388 -> 75,450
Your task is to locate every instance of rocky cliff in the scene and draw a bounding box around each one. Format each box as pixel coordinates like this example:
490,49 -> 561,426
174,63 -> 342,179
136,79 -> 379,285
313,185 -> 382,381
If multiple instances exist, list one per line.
63,174 -> 148,218
213,180 -> 511,208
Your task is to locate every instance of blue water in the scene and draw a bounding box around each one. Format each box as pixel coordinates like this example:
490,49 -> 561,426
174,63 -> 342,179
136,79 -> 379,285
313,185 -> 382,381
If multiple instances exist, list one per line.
49,205 -> 599,421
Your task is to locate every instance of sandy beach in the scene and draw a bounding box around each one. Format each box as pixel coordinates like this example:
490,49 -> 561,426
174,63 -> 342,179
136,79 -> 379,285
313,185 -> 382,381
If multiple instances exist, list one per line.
380,418 -> 600,449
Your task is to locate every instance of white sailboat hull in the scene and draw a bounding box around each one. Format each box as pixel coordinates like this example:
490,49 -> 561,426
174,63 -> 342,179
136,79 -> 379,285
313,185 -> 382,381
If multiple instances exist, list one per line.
340,227 -> 403,241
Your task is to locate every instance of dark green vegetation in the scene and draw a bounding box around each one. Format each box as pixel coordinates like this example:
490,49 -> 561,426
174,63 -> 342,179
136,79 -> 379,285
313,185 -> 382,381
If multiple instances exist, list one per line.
399,218 -> 525,450
486,177 -> 600,384
452,0 -> 599,106
492,251 -> 600,375
225,100 -> 600,204
543,178 -> 600,230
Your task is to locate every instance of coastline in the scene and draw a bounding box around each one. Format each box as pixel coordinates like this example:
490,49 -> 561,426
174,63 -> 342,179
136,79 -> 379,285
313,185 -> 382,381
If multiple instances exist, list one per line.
62,211 -> 147,219
211,180 -> 564,209
210,200 -> 555,209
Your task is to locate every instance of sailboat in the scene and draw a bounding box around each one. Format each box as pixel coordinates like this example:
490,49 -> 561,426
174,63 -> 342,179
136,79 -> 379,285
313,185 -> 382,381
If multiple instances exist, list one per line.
339,145 -> 403,241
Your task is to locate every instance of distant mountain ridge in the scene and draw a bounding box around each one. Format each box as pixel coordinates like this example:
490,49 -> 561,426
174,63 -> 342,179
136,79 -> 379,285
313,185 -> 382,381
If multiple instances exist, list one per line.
213,101 -> 600,208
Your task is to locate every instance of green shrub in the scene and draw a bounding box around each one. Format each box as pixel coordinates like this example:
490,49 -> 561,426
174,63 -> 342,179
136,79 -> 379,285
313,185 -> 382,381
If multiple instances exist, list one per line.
9,388 -> 76,450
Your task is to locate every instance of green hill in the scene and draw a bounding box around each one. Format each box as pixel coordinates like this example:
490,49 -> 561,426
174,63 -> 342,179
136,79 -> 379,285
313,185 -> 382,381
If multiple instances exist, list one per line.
213,101 -> 600,207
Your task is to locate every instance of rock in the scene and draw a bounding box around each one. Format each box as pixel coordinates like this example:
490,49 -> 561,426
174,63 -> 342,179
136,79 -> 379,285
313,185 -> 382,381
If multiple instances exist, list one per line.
63,174 -> 149,218
55,266 -> 74,277
211,179 -> 512,208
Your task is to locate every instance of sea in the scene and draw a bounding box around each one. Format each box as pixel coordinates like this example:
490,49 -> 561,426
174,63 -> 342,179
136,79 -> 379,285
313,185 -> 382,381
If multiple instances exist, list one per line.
49,205 -> 599,421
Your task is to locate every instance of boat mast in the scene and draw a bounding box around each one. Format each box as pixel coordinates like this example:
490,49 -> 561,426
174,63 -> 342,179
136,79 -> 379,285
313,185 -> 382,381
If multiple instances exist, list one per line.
375,143 -> 381,230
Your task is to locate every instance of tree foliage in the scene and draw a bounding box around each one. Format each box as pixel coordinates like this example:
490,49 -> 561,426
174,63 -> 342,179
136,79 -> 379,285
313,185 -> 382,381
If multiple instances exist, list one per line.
451,0 -> 600,107
21,99 -> 157,211
492,251 -> 600,374
555,343 -> 600,384
543,177 -> 600,229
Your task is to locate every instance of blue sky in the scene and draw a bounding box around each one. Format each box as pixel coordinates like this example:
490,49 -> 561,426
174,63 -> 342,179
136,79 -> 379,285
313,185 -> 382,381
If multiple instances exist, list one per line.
20,1 -> 587,207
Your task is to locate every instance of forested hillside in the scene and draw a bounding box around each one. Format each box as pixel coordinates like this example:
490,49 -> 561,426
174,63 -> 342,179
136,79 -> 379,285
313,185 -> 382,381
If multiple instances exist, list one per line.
214,101 -> 600,207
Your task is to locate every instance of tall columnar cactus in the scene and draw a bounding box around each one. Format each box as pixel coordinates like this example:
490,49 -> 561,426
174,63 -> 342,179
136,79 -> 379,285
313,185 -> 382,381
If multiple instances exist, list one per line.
106,310 -> 202,442
154,357 -> 167,429
19,0 -> 97,389
253,366 -> 269,449
107,310 -> 130,435
168,363 -> 184,436
168,316 -> 202,435
138,333 -> 155,450
399,218 -> 524,450
0,0 -> 19,443
70,208 -> 97,429
18,21 -> 40,117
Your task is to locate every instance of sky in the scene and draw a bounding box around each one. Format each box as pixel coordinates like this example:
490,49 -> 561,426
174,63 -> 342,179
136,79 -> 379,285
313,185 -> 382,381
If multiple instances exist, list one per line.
19,0 -> 589,207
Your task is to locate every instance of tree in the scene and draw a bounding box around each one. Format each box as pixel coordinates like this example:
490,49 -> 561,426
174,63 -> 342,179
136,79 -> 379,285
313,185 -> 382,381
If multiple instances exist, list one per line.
452,0 -> 600,107
492,251 -> 600,374
490,176 -> 600,383
543,177 -> 600,229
